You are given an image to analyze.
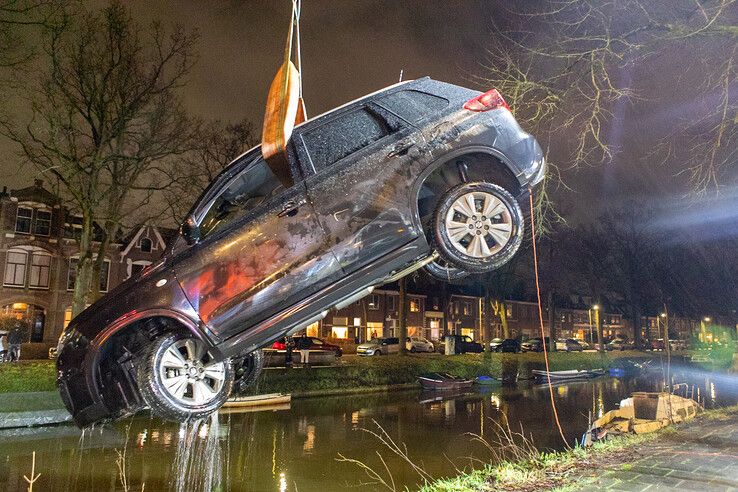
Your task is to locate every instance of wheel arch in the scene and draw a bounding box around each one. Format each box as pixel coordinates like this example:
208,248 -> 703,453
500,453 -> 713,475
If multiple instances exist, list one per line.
411,146 -> 524,234
85,309 -> 218,414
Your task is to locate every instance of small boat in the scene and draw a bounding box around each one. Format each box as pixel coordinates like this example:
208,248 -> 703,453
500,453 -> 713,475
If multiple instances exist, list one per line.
418,372 -> 474,391
476,375 -> 498,386
221,393 -> 291,408
532,369 -> 604,381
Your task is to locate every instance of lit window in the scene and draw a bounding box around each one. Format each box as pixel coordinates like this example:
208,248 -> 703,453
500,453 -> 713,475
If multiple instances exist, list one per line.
140,237 -> 153,253
15,207 -> 32,234
29,253 -> 51,289
463,302 -> 471,315
409,298 -> 420,312
34,210 -> 51,236
63,308 -> 73,328
353,317 -> 361,327
331,326 -> 348,339
4,250 -> 28,287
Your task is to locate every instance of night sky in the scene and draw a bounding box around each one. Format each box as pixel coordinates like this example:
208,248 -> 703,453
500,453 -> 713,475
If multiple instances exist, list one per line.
2,0 -> 736,228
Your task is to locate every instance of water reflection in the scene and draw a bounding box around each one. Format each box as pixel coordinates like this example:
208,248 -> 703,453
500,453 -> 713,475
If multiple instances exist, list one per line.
0,367 -> 736,491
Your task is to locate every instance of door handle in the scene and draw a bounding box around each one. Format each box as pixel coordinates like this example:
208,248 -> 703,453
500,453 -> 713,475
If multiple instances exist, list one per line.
277,198 -> 307,218
387,139 -> 415,158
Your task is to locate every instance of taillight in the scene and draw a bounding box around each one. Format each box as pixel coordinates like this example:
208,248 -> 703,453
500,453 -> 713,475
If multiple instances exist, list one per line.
464,89 -> 509,112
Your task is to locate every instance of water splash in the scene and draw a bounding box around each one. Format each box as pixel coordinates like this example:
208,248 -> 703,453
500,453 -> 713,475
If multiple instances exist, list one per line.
172,414 -> 224,492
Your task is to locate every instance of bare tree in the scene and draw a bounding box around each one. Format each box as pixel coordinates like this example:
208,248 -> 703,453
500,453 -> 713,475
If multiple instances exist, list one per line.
163,118 -> 257,223
480,0 -> 738,195
2,1 -> 199,315
0,0 -> 65,68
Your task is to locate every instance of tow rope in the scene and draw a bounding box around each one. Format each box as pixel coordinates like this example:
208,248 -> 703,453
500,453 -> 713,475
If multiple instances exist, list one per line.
529,187 -> 570,448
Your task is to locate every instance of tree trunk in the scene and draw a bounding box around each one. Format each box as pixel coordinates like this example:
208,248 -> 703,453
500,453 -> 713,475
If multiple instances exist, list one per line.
72,212 -> 95,316
494,300 -> 510,339
398,278 -> 407,355
631,306 -> 642,349
547,291 -> 557,351
483,286 -> 492,350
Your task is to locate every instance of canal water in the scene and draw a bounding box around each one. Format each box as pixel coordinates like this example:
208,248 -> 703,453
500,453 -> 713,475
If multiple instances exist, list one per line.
1,367 -> 736,492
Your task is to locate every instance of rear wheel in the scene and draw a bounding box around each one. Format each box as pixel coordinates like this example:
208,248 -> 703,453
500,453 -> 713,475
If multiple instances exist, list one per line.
434,182 -> 523,274
233,350 -> 264,394
137,332 -> 234,422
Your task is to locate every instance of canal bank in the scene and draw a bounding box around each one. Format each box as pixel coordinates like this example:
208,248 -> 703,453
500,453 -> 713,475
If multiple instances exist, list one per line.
422,404 -> 738,492
0,351 -> 667,396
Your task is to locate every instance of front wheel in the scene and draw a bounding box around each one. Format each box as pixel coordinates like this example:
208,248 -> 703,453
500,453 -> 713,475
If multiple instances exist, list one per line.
373,350 -> 382,356
433,182 -> 523,274
137,332 -> 234,422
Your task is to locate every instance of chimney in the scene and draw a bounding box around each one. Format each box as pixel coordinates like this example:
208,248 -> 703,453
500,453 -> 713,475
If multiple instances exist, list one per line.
34,178 -> 43,188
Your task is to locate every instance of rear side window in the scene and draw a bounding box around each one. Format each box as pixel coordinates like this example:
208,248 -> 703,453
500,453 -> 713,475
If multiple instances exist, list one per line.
377,90 -> 449,124
302,108 -> 390,171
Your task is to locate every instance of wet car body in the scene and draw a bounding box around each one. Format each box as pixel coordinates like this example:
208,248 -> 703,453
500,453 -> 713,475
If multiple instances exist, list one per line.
57,76 -> 545,426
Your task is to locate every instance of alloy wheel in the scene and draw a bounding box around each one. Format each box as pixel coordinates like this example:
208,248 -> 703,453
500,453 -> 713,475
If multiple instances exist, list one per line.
158,338 -> 227,406
444,191 -> 514,259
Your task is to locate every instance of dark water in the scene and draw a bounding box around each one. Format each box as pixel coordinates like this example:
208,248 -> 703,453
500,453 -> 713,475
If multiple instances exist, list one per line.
1,366 -> 736,492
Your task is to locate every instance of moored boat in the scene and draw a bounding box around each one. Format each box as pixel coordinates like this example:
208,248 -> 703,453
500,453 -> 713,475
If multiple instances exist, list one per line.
221,393 -> 291,408
418,373 -> 474,391
532,369 -> 604,381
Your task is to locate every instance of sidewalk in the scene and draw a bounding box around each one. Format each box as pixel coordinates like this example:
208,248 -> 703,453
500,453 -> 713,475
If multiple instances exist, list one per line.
574,409 -> 738,491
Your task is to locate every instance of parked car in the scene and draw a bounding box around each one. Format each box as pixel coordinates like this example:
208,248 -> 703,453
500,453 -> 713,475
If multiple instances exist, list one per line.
577,340 -> 591,350
555,338 -> 584,352
406,337 -> 434,353
669,339 -> 687,351
608,338 -> 635,351
497,338 -> 521,353
489,338 -> 504,351
593,337 -> 612,351
521,337 -> 552,352
437,334 -> 484,354
272,336 -> 342,357
56,77 -> 544,426
357,337 -> 400,356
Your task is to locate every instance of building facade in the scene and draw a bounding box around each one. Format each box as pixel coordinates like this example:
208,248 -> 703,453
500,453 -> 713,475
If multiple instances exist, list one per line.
0,180 -> 173,343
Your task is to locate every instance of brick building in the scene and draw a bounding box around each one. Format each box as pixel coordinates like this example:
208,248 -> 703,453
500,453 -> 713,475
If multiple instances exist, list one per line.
0,180 -> 173,343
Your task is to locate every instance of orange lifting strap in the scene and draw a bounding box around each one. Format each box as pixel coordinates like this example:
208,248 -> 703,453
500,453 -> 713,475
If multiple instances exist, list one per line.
262,0 -> 306,187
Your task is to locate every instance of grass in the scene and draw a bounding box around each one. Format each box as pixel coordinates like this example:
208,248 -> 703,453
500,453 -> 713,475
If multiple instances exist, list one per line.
421,404 -> 738,492
0,361 -> 56,393
0,351 -> 659,396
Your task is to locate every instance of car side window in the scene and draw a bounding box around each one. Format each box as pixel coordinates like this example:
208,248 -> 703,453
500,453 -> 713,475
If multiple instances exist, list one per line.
199,158 -> 284,239
376,89 -> 449,124
301,107 -> 391,172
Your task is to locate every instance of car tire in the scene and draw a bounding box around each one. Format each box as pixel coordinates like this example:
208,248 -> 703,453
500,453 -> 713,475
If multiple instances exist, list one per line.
374,350 -> 382,356
433,182 -> 523,274
422,257 -> 470,282
137,332 -> 234,422
233,350 -> 264,394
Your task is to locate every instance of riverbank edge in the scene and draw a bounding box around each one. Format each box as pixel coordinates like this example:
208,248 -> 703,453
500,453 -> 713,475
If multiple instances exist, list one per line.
0,351 -> 678,394
420,404 -> 738,492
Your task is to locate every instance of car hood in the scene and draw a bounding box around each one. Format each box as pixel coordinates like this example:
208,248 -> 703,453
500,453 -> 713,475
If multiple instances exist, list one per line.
357,342 -> 379,349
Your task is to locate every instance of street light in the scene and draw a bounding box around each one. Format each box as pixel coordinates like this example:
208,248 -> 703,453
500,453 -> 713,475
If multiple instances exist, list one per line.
660,313 -> 667,318
704,317 -> 711,323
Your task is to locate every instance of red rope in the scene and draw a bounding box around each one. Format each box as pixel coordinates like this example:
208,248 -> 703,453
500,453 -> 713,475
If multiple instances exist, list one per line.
529,188 -> 570,448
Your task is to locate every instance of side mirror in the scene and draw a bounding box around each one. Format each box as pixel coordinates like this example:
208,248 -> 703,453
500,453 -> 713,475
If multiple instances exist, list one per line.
181,217 -> 200,245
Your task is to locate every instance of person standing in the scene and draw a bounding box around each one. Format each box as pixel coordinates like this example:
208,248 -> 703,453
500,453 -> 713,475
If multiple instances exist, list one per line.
284,336 -> 294,368
297,334 -> 311,368
8,324 -> 23,362
0,332 -> 7,362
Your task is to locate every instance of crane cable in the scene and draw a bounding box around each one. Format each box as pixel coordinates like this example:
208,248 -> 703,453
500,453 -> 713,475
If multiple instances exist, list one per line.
529,187 -> 570,448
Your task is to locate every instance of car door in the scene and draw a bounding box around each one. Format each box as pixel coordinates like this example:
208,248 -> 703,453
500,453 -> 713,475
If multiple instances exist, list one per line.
293,103 -> 422,274
174,154 -> 342,341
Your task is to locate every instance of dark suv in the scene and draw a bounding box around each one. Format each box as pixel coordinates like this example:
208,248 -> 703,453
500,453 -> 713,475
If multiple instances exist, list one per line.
56,77 -> 544,426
